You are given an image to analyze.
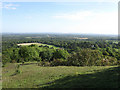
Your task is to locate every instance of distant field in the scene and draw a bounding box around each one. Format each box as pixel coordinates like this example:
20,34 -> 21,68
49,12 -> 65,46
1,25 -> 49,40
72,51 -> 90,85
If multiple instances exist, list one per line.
2,63 -> 119,88
17,43 -> 41,46
74,37 -> 88,39
17,43 -> 60,49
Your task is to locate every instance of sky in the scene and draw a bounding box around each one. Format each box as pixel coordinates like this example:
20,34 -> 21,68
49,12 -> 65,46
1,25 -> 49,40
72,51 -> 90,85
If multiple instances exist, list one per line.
2,2 -> 118,35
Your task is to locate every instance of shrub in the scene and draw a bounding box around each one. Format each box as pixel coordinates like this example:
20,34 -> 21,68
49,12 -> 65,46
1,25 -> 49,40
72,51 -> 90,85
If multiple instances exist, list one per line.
15,64 -> 21,74
15,69 -> 21,74
11,60 -> 17,63
100,56 -> 117,66
117,60 -> 120,65
50,59 -> 67,66
22,61 -> 25,65
38,61 -> 51,66
67,49 -> 103,66
53,49 -> 69,60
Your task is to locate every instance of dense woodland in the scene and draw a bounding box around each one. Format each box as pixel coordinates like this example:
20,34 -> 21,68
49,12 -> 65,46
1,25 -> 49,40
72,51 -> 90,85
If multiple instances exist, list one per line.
2,33 -> 120,66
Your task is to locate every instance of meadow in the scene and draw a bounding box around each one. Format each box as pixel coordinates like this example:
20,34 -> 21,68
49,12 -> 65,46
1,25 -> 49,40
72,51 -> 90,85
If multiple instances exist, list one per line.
2,63 -> 119,88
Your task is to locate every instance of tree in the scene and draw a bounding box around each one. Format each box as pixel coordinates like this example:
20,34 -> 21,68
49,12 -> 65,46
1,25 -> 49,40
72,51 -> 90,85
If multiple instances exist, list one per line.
106,47 -> 114,57
2,54 -> 11,66
67,49 -> 103,66
39,49 -> 53,61
19,46 -> 39,61
102,50 -> 109,56
53,49 -> 69,60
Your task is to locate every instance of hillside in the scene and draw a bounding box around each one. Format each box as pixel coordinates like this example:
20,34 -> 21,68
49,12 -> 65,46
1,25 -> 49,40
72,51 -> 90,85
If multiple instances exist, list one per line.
2,63 -> 119,88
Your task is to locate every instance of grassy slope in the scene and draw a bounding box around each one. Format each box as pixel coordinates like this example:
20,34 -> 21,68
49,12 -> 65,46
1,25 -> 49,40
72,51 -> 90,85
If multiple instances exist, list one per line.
2,63 -> 119,88
0,63 -> 1,89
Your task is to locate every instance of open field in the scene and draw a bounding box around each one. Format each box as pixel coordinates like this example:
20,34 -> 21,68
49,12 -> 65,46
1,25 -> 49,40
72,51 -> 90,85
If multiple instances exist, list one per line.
2,63 -> 119,88
17,43 -> 60,49
17,43 -> 41,46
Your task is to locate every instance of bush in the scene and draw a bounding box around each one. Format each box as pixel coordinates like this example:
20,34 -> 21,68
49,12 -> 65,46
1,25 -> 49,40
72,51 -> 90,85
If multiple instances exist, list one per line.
38,61 -> 51,66
117,60 -> 120,65
100,56 -> 117,66
67,49 -> 103,66
22,61 -> 25,65
11,60 -> 17,63
50,59 -> 67,66
15,69 -> 21,74
53,49 -> 69,60
15,64 -> 21,74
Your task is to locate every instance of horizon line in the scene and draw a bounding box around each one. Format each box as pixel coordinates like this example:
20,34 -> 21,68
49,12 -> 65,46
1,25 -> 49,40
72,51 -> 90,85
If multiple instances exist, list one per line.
1,32 -> 118,35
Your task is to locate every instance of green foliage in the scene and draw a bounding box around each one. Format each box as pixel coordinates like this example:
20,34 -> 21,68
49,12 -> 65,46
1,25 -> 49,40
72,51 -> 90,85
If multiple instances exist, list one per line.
117,60 -> 120,65
51,59 -> 67,66
38,61 -> 51,66
2,54 -> 11,66
102,50 -> 109,56
100,56 -> 118,66
15,69 -> 21,74
53,49 -> 69,60
17,64 -> 20,69
2,34 -> 120,66
19,46 -> 39,59
68,49 -> 103,66
15,64 -> 21,74
35,57 -> 42,62
39,49 -> 54,61
22,61 -> 25,65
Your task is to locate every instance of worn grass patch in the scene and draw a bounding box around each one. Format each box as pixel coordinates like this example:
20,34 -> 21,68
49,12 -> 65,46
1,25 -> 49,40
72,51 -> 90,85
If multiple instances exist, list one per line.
2,63 -> 119,88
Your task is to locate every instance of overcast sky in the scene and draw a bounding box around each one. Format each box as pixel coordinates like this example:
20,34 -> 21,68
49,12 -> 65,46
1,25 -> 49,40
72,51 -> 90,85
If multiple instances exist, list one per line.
2,2 -> 118,34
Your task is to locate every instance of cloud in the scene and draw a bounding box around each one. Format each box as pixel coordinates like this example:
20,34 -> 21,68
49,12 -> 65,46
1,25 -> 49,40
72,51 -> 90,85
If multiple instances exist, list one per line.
2,3 -> 19,10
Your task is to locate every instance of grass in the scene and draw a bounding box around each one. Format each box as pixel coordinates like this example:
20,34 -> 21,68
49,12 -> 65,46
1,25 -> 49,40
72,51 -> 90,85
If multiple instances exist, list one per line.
2,63 -> 119,88
0,64 -> 2,90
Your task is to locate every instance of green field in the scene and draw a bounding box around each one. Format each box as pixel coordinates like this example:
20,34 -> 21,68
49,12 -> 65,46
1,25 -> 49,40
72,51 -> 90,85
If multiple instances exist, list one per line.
2,63 -> 119,88
17,43 -> 60,49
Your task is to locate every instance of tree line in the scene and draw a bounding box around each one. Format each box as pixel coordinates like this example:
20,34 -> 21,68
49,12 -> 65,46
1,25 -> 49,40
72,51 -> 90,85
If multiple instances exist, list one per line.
2,34 -> 120,66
